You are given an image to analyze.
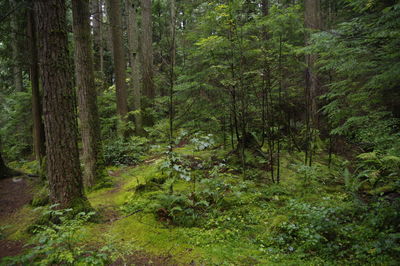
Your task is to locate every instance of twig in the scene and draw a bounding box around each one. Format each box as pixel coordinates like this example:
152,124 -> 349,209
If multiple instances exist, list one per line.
114,209 -> 143,221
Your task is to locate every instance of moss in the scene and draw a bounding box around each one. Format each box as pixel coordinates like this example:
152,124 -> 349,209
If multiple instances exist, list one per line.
70,197 -> 94,214
174,180 -> 192,193
5,147 -> 357,264
91,177 -> 114,191
88,186 -> 132,208
174,145 -> 223,161
269,214 -> 289,232
0,206 -> 38,241
106,214 -> 203,264
31,186 -> 50,207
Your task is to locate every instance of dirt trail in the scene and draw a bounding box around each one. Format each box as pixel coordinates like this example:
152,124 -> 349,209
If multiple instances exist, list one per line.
0,168 -> 177,264
0,177 -> 32,217
0,177 -> 32,259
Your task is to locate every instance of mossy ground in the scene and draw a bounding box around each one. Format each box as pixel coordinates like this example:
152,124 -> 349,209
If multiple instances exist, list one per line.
83,145 -> 348,265
1,145 -> 357,265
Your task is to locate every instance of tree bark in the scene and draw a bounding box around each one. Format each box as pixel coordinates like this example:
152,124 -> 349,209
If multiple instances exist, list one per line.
91,0 -> 104,75
304,0 -> 321,126
108,0 -> 129,122
72,0 -> 104,188
141,0 -> 155,99
304,0 -> 322,166
27,8 -> 46,164
0,151 -> 10,179
34,0 -> 88,209
126,0 -> 145,136
9,0 -> 23,92
169,0 -> 176,144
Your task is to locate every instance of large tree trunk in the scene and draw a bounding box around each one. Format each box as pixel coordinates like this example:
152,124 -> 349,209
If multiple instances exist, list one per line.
9,0 -> 23,92
107,0 -> 129,125
141,0 -> 155,100
126,0 -> 145,136
34,0 -> 88,209
72,0 -> 104,188
27,8 -> 46,165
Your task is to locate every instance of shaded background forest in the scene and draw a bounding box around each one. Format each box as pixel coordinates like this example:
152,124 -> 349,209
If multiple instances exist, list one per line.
1,0 -> 399,172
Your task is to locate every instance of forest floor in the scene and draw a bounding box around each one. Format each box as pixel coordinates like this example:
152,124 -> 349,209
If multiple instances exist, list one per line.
0,144 -> 362,265
0,173 -> 173,265
0,177 -> 32,258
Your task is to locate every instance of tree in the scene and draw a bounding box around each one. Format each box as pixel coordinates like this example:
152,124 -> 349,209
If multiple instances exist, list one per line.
27,7 -> 46,165
72,0 -> 104,187
141,0 -> 155,100
9,0 -> 23,92
34,0 -> 88,209
168,0 -> 176,144
313,0 -> 400,153
107,0 -> 129,127
91,0 -> 104,76
126,0 -> 145,136
0,150 -> 10,179
304,0 -> 322,166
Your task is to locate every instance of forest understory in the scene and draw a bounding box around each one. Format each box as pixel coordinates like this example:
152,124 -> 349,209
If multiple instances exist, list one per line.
1,0 -> 400,265
1,139 -> 399,265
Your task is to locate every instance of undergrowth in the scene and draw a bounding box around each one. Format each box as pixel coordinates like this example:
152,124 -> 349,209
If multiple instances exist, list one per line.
2,133 -> 400,265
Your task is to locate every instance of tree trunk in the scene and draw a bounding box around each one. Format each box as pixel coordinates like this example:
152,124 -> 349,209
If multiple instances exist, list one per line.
27,8 -> 46,164
141,0 -> 155,100
169,0 -> 176,144
9,0 -> 23,92
304,0 -> 321,127
72,0 -> 104,188
126,0 -> 145,136
91,0 -> 104,75
34,0 -> 88,209
0,151 -> 10,179
108,0 -> 129,123
304,0 -> 321,166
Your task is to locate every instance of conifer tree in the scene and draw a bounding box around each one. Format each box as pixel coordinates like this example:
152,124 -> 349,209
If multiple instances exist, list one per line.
72,0 -> 104,187
34,0 -> 88,209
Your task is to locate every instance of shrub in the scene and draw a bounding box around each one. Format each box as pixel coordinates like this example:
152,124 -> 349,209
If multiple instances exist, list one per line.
191,133 -> 215,151
103,136 -> 149,166
2,206 -> 110,265
260,198 -> 400,263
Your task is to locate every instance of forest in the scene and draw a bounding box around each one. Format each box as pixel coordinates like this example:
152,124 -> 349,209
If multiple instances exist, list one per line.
0,0 -> 399,265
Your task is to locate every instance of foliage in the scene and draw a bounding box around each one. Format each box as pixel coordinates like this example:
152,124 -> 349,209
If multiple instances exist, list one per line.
1,0 -> 400,265
31,186 -> 50,207
314,2 -> 400,153
159,150 -> 192,182
0,225 -> 9,240
191,133 -> 216,151
2,206 -> 110,265
353,152 -> 400,194
97,86 -> 118,140
103,136 -> 149,166
259,198 -> 400,264
0,91 -> 32,161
